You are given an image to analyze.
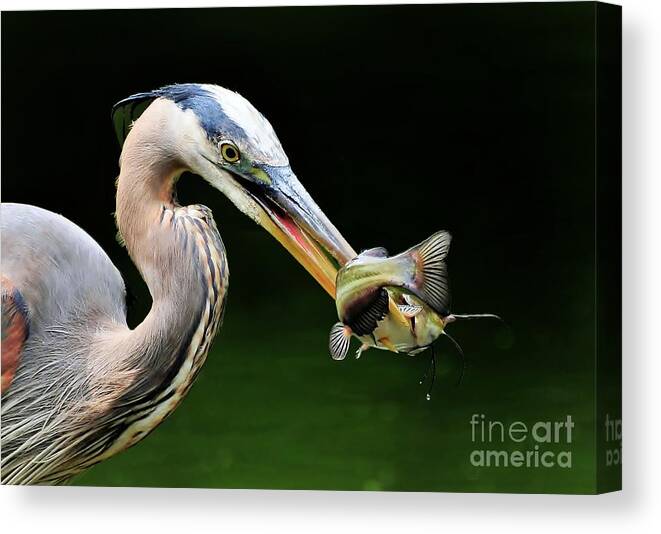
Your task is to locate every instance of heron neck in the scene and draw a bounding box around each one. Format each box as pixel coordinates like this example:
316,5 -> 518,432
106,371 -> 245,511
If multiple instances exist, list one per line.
112,133 -> 227,407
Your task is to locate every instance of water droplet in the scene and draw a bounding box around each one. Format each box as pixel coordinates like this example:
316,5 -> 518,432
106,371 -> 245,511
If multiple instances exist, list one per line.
426,393 -> 431,401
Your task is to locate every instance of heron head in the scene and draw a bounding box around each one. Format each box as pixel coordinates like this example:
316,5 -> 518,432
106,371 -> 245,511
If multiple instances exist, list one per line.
113,83 -> 355,297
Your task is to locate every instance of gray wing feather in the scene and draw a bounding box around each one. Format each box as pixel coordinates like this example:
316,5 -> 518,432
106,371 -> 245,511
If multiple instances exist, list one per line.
0,203 -> 130,483
0,203 -> 127,337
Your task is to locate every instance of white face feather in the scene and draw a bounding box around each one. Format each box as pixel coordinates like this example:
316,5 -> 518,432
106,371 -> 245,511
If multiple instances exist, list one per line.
200,84 -> 289,166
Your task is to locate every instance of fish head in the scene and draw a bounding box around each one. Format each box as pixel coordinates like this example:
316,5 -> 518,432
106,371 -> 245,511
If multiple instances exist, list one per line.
362,289 -> 446,353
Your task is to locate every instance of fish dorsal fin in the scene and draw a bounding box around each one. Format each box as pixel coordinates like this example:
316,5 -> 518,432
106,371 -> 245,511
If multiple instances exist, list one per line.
347,288 -> 390,336
329,322 -> 351,360
411,230 -> 452,315
360,246 -> 388,258
397,304 -> 423,318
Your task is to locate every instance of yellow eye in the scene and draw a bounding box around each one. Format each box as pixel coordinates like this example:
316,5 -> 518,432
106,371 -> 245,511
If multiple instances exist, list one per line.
220,142 -> 240,163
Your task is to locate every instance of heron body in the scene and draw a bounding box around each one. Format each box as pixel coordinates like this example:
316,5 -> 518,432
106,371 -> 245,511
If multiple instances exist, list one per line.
1,84 -> 355,484
1,202 -> 227,484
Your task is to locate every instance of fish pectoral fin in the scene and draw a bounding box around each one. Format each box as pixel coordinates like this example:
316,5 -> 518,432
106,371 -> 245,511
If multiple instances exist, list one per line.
409,230 -> 452,316
403,293 -> 416,306
388,298 -> 410,327
329,322 -> 351,361
397,304 -> 423,318
348,288 -> 389,336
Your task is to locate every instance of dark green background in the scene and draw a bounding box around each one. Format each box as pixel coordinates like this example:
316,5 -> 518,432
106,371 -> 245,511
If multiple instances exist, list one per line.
2,3 -> 609,492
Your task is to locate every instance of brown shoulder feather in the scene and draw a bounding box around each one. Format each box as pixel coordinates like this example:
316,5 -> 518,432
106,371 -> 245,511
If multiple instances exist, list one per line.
1,275 -> 29,394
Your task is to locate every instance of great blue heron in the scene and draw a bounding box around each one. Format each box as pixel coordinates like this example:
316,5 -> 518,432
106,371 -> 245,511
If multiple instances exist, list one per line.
0,83 -> 356,485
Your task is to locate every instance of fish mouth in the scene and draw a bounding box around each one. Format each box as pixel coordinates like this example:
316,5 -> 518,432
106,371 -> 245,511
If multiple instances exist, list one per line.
228,165 -> 356,298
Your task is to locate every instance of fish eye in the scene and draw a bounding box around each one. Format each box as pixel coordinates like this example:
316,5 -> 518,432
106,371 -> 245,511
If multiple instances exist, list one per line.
220,142 -> 240,163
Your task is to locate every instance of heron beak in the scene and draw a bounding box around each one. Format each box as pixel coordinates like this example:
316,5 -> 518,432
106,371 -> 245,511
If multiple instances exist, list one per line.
212,164 -> 356,299
203,155 -> 356,297
236,164 -> 356,298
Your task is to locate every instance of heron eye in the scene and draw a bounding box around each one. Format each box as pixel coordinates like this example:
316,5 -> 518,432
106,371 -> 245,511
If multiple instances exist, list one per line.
220,142 -> 240,163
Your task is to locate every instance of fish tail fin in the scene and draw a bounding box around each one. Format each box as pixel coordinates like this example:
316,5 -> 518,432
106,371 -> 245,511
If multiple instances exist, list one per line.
329,322 -> 352,361
409,230 -> 452,315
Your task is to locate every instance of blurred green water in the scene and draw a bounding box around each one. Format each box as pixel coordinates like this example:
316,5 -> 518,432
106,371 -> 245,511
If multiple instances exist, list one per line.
74,229 -> 597,494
